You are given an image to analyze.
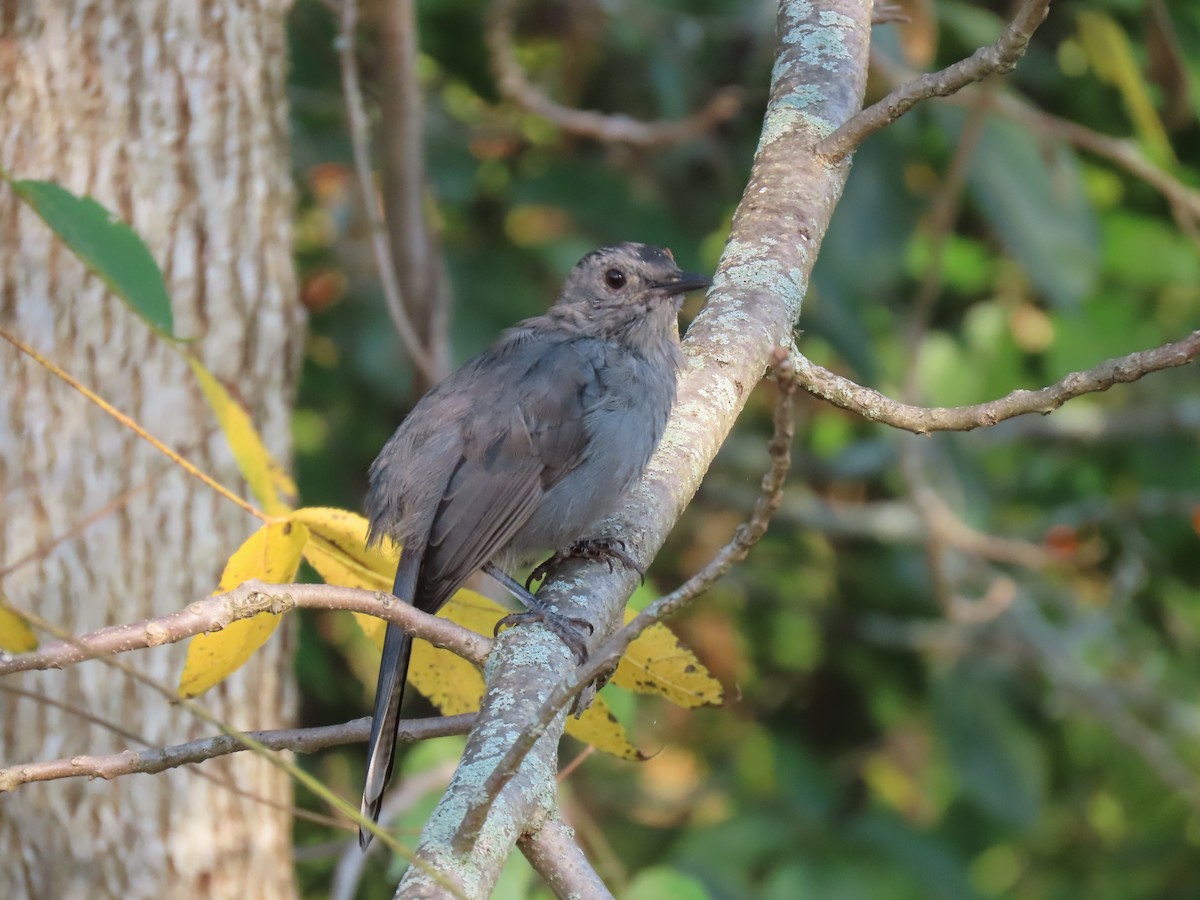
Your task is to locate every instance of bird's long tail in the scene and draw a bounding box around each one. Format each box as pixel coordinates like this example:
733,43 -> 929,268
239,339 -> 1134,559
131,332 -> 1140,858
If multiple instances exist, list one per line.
359,549 -> 420,849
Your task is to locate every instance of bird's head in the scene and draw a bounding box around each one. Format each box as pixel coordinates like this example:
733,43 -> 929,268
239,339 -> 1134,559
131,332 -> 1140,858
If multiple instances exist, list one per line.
554,243 -> 709,341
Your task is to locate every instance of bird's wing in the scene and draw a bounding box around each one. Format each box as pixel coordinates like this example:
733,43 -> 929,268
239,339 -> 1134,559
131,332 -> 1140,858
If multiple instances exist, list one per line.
420,336 -> 597,609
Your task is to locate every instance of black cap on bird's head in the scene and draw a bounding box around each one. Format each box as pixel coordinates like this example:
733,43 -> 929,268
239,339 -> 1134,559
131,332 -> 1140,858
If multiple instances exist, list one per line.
558,242 -> 710,316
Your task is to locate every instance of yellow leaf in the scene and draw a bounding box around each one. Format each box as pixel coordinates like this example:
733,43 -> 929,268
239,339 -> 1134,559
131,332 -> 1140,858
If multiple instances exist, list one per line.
292,507 -> 398,580
293,506 -> 400,644
1077,11 -> 1176,166
188,357 -> 297,515
289,510 -> 688,759
178,520 -> 308,696
408,589 -> 501,711
613,615 -> 724,709
0,600 -> 38,653
409,631 -> 487,714
565,697 -> 644,760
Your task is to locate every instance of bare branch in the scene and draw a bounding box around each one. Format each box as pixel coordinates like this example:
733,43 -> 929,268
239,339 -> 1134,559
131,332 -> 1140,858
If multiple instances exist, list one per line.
376,0 -> 453,390
519,816 -> 614,900
454,352 -> 798,849
337,0 -> 439,384
792,330 -> 1200,434
486,0 -> 742,147
819,0 -> 1053,162
0,580 -> 491,676
0,715 -> 473,792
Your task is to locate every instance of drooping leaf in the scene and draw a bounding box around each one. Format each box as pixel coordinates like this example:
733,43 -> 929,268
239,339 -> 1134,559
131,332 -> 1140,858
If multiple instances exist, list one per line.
291,505 -> 699,756
178,520 -> 309,697
1077,10 -> 1176,165
188,358 -> 296,516
961,112 -> 1100,307
293,507 -> 396,580
6,178 -> 176,336
933,669 -> 1045,827
567,696 -> 643,760
292,506 -> 399,644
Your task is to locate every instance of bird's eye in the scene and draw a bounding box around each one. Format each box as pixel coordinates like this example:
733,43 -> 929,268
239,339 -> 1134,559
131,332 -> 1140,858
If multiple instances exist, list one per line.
604,268 -> 626,290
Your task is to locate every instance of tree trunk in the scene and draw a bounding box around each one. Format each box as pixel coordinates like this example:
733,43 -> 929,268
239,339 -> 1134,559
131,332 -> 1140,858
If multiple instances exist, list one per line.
0,2 -> 302,897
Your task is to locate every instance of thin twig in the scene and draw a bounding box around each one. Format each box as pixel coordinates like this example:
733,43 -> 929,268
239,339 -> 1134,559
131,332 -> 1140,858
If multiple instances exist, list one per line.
337,0 -> 438,383
0,683 -> 348,829
486,0 -> 742,147
0,456 -> 186,579
0,714 -> 473,792
819,0 -> 1053,163
792,330 -> 1200,434
0,580 -> 491,677
453,350 -> 798,850
0,327 -> 264,520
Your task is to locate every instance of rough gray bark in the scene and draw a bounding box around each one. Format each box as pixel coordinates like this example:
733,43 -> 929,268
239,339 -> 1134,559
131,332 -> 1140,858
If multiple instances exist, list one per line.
0,2 -> 302,897
394,0 -> 873,895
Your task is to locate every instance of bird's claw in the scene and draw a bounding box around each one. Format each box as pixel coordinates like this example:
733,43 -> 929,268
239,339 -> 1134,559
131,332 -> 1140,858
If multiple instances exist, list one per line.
525,538 -> 645,590
494,609 -> 592,663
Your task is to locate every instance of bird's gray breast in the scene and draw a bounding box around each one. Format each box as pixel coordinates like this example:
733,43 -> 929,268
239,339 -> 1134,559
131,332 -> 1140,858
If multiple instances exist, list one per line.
511,337 -> 677,557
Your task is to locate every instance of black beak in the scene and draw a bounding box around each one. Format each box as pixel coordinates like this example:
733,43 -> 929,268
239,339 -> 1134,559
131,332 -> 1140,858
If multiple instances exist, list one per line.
657,271 -> 711,295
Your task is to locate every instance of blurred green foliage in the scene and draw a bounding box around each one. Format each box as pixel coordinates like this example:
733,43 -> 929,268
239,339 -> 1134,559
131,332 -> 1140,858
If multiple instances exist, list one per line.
286,0 -> 1200,896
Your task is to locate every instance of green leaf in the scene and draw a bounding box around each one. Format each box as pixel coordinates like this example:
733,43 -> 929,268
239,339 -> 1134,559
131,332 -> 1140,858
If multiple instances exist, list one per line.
1077,10 -> 1176,166
934,668 -> 1045,828
7,178 -> 176,336
946,111 -> 1100,307
623,866 -> 711,900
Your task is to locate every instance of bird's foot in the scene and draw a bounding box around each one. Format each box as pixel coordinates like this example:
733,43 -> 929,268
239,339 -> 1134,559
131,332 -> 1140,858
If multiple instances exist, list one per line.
494,607 -> 593,663
525,538 -> 644,590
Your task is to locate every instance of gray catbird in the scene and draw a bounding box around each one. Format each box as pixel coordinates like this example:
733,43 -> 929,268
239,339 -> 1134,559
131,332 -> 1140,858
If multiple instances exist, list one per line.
359,242 -> 708,847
